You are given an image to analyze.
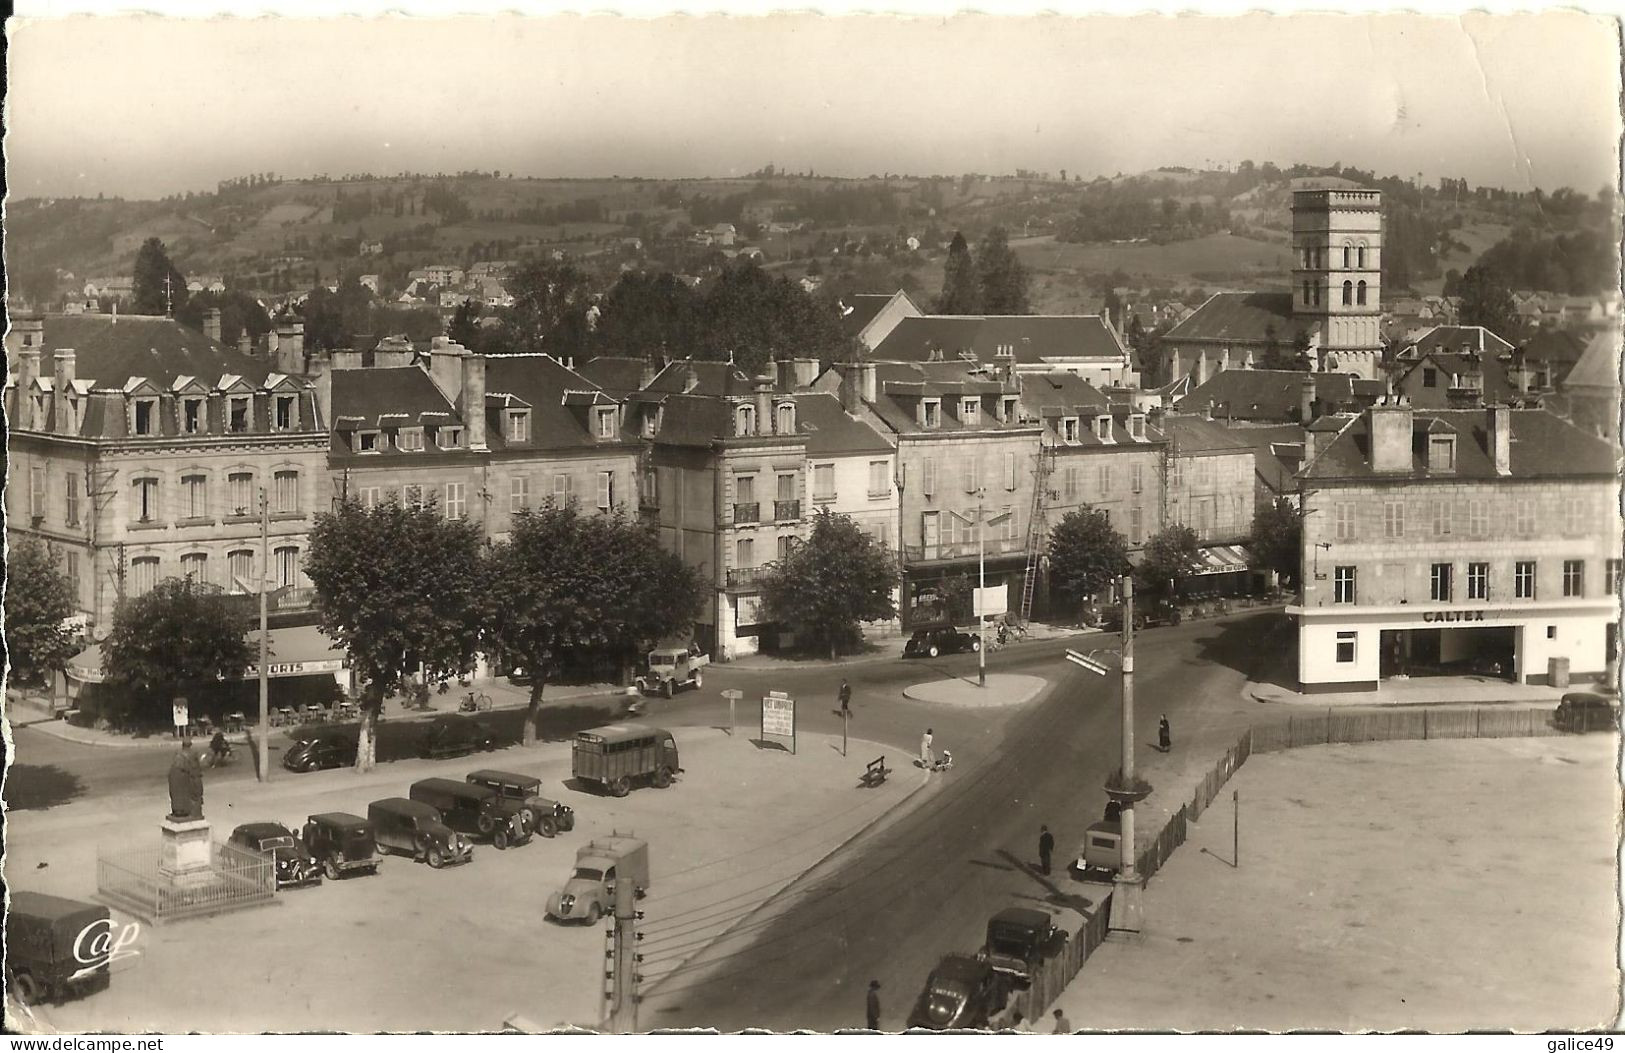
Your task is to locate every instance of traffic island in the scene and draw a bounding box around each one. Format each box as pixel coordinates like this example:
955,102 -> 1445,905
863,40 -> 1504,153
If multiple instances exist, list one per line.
902,673 -> 1048,708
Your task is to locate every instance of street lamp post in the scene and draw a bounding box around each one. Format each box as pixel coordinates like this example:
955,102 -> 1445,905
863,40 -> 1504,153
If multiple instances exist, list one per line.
1110,574 -> 1143,935
257,486 -> 271,783
974,493 -> 1013,689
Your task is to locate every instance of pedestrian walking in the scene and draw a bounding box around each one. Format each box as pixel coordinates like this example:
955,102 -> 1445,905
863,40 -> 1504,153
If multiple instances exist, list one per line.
920,728 -> 935,770
1052,1008 -> 1073,1034
1038,825 -> 1055,875
866,980 -> 881,1030
839,680 -> 852,717
1158,714 -> 1172,752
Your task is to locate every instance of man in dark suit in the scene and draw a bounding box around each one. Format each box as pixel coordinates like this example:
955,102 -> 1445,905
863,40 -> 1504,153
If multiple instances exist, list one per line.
1038,825 -> 1055,875
866,979 -> 882,1029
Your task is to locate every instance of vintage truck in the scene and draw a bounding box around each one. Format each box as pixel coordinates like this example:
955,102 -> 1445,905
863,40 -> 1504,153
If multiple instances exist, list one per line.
545,836 -> 650,925
6,892 -> 116,1005
634,647 -> 708,697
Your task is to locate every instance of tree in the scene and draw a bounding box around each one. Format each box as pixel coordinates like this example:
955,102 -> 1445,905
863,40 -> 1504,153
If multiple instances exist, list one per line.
1249,499 -> 1302,590
4,540 -> 79,686
447,298 -> 484,349
695,259 -> 858,374
305,500 -> 487,770
102,577 -> 251,726
937,231 -> 980,313
976,226 -> 1031,314
1136,524 -> 1202,598
759,510 -> 900,659
594,270 -> 699,362
1260,323 -> 1288,370
1456,264 -> 1520,343
132,237 -> 188,316
1047,507 -> 1130,617
1289,328 -> 1315,371
486,504 -> 703,744
501,257 -> 594,356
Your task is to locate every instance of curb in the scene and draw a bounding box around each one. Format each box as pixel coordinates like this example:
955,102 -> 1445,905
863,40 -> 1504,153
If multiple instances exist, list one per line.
643,754 -> 936,997
721,626 -> 1098,671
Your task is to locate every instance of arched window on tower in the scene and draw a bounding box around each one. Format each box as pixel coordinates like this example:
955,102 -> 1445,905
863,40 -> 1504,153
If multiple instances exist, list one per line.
1314,283 -> 1322,306
1342,281 -> 1353,306
1357,244 -> 1367,269
1303,281 -> 1312,305
1357,280 -> 1368,306
1343,244 -> 1352,269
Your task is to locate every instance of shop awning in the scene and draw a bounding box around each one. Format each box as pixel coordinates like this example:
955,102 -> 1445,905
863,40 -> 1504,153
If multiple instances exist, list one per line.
1191,544 -> 1253,576
66,626 -> 348,684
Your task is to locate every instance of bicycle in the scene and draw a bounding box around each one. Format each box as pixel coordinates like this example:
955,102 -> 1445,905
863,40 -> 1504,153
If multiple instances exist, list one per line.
459,690 -> 493,713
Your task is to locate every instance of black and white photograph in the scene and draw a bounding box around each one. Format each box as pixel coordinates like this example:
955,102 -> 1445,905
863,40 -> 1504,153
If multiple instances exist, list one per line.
3,3 -> 1622,1037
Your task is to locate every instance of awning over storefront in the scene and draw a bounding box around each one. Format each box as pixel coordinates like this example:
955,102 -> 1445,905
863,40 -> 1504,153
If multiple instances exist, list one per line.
1191,544 -> 1253,576
66,625 -> 348,684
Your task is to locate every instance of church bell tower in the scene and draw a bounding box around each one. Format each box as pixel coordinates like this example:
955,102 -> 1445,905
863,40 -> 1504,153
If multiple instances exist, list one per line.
1291,184 -> 1383,380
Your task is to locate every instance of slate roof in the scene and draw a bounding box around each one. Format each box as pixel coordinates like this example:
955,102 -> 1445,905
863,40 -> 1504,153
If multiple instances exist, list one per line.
1395,351 -> 1517,406
577,355 -> 652,395
1173,369 -> 1354,422
1020,371 -> 1165,446
794,391 -> 893,457
1160,415 -> 1262,455
1520,329 -> 1590,367
839,294 -> 900,339
483,354 -> 627,453
330,367 -> 453,432
870,314 -> 1124,365
865,361 -> 1036,437
1162,292 -> 1300,345
27,314 -> 271,388
1407,325 -> 1516,359
1300,407 -> 1619,481
647,358 -> 757,397
1561,331 -> 1621,391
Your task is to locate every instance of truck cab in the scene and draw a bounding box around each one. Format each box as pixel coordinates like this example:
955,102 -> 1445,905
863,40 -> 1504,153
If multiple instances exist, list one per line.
983,906 -> 1068,986
635,648 -> 708,698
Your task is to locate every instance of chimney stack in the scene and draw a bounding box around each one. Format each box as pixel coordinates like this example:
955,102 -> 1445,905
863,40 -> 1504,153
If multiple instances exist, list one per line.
307,349 -> 333,428
203,308 -> 223,343
238,329 -> 253,356
274,322 -> 305,375
793,358 -> 821,389
684,360 -> 700,394
1488,403 -> 1512,475
1299,375 -> 1316,423
372,335 -> 415,369
640,358 -> 659,390
857,360 -> 877,404
1367,396 -> 1414,473
331,349 -> 364,371
16,347 -> 40,429
428,336 -> 467,400
53,349 -> 76,434
461,353 -> 488,450
754,375 -> 774,435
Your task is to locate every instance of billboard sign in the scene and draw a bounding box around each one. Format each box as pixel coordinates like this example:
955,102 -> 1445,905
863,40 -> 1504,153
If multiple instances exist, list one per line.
761,690 -> 796,754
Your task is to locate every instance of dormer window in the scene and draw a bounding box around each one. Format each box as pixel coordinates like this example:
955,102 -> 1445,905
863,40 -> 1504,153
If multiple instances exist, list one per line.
1061,417 -> 1080,443
960,398 -> 980,425
357,430 -> 380,453
398,427 -> 425,452
1000,395 -> 1019,423
229,395 -> 251,433
438,426 -> 463,450
596,407 -> 618,439
735,404 -> 755,437
1093,415 -> 1113,442
506,409 -> 531,444
1427,434 -> 1456,472
182,396 -> 206,434
776,402 -> 796,435
32,393 -> 48,426
133,397 -> 158,436
922,399 -> 941,429
274,394 -> 298,431
1128,414 -> 1146,440
642,407 -> 660,438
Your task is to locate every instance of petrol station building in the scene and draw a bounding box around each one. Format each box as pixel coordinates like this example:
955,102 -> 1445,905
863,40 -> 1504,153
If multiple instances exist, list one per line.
1291,400 -> 1620,692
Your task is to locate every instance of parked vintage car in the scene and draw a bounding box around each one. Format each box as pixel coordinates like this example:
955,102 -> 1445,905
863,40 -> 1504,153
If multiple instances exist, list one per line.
228,822 -> 323,889
983,906 -> 1069,986
545,837 -> 650,924
409,777 -> 531,850
1098,598 -> 1182,633
466,769 -> 576,838
903,626 -> 980,659
1554,691 -> 1621,733
301,812 -> 381,880
906,953 -> 1007,1031
282,728 -> 358,773
571,724 -> 680,797
5,892 -> 114,1006
367,797 -> 473,868
420,716 -> 499,760
634,647 -> 709,698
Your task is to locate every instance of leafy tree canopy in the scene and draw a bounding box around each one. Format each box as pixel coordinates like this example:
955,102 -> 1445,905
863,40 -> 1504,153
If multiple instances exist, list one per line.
976,226 -> 1031,314
937,230 -> 980,313
1136,524 -> 1202,597
132,236 -> 188,317
1454,264 -> 1521,343
1047,507 -> 1130,605
1249,498 -> 1302,589
4,540 -> 79,684
103,577 -> 252,719
759,509 -> 899,658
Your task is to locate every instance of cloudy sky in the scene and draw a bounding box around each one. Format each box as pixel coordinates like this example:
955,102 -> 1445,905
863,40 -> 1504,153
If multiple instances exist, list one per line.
6,8 -> 1620,199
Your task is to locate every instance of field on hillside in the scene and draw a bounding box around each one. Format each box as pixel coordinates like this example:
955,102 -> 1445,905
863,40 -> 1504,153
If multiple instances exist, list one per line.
1417,221 -> 1513,296
1014,232 -> 1292,287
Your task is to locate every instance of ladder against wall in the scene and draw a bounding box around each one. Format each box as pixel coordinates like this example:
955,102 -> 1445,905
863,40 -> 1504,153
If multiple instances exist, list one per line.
1018,442 -> 1058,625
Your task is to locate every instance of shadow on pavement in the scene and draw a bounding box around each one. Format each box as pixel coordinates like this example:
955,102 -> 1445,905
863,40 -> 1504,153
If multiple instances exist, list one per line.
4,764 -> 86,810
1192,610 -> 1295,688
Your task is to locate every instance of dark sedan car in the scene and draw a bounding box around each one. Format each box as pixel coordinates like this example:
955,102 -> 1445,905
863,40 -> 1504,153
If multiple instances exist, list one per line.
906,953 -> 1007,1031
904,627 -> 981,659
228,822 -> 323,888
1554,691 -> 1621,733
1098,599 -> 1182,632
420,716 -> 499,759
282,730 -> 357,773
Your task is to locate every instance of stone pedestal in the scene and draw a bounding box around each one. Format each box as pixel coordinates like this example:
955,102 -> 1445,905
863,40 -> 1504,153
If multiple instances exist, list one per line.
1108,872 -> 1144,940
160,817 -> 213,889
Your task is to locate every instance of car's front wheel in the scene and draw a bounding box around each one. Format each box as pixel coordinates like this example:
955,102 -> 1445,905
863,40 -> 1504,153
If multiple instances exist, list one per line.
323,857 -> 340,881
426,844 -> 445,869
652,766 -> 673,789
493,828 -> 509,851
609,777 -> 631,798
537,814 -> 558,838
970,638 -> 981,652
585,903 -> 602,925
928,644 -> 941,658
9,970 -> 42,1006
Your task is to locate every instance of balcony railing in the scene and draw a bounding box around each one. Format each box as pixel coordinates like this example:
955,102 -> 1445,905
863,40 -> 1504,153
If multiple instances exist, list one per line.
903,537 -> 1027,563
727,566 -> 767,588
733,502 -> 760,525
774,499 -> 801,522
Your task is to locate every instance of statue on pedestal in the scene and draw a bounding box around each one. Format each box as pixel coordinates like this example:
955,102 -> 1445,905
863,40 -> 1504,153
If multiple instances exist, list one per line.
167,738 -> 205,820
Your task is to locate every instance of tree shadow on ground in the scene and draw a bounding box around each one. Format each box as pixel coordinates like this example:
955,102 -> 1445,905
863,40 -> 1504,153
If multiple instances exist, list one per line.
1191,609 -> 1296,689
4,764 -> 87,810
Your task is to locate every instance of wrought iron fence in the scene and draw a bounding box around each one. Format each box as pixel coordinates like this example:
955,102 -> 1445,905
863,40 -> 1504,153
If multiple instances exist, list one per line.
97,839 -> 276,924
732,502 -> 760,525
773,499 -> 801,522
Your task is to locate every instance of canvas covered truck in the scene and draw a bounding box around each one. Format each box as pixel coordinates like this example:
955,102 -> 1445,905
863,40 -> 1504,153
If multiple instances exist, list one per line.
545,837 -> 650,924
634,647 -> 708,697
5,892 -> 116,1005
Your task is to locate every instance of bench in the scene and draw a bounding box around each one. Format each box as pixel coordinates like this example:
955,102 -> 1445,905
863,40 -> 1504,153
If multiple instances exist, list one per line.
859,755 -> 890,788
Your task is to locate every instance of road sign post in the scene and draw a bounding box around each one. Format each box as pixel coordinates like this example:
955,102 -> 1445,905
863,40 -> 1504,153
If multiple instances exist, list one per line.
721,689 -> 743,737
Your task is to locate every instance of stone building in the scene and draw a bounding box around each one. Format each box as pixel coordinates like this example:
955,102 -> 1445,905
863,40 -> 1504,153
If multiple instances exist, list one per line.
1291,400 -> 1620,691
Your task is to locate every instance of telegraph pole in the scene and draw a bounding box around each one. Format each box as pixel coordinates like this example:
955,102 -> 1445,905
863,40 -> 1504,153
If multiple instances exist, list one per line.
977,491 -> 987,688
257,487 -> 271,782
1110,573 -> 1144,935
608,872 -> 643,1033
